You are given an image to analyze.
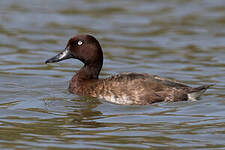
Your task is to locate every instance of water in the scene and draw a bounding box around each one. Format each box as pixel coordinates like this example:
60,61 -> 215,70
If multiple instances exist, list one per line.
0,0 -> 225,149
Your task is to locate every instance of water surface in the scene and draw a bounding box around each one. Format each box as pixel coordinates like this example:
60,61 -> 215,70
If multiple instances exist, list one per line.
0,0 -> 225,149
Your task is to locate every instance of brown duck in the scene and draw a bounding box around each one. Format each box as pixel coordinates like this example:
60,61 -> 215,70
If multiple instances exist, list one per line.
45,34 -> 212,105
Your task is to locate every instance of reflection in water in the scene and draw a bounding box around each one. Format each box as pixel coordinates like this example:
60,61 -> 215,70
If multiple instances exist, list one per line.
0,0 -> 225,149
68,97 -> 105,128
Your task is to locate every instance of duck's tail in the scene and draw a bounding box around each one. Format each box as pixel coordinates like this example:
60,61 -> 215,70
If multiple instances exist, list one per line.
187,84 -> 214,101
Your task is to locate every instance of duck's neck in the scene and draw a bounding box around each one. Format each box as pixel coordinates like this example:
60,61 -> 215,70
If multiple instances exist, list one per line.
76,62 -> 103,80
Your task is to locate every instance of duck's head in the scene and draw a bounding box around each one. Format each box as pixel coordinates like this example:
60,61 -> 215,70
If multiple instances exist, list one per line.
45,34 -> 103,66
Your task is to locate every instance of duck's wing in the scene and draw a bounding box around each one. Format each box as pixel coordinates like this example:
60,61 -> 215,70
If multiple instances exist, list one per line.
110,72 -> 190,88
149,75 -> 190,88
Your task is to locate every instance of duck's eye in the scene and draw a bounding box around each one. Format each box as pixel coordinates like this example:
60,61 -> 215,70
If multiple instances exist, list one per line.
77,41 -> 83,46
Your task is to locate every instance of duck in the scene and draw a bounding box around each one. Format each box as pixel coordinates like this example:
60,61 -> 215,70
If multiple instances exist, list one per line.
45,34 -> 212,105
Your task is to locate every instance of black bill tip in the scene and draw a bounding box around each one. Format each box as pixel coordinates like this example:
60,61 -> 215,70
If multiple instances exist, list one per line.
45,59 -> 51,64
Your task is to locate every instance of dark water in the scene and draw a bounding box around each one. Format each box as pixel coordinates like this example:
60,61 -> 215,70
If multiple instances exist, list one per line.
0,0 -> 225,149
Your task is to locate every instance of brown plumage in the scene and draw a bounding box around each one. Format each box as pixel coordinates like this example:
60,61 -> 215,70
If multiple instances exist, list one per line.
45,34 -> 213,105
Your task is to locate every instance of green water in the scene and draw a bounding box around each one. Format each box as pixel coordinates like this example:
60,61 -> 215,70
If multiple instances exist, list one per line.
0,0 -> 225,149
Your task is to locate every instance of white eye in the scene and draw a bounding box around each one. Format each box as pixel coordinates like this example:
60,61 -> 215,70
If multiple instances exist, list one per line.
78,41 -> 83,46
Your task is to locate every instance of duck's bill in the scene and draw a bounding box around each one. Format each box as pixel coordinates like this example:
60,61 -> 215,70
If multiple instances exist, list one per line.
45,48 -> 73,64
